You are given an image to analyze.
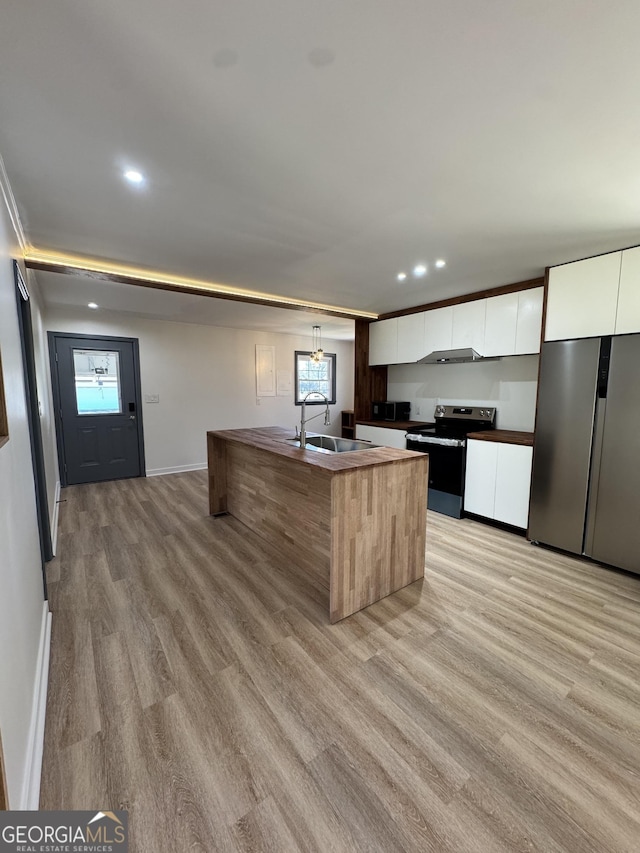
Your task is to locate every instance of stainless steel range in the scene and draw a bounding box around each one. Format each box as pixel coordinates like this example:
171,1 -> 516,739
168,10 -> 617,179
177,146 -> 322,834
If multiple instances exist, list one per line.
406,405 -> 496,518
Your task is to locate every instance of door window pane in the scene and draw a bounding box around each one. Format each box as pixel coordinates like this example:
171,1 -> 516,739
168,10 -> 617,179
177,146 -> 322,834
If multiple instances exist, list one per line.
73,349 -> 122,414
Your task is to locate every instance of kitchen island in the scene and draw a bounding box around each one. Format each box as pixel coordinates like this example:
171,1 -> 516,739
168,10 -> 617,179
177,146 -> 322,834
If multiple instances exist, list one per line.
207,426 -> 428,622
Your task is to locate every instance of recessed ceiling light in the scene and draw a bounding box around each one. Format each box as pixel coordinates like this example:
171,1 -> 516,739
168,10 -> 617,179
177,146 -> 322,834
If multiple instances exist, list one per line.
435,259 -> 446,268
397,272 -> 407,282
123,169 -> 144,185
413,264 -> 427,277
87,302 -> 99,309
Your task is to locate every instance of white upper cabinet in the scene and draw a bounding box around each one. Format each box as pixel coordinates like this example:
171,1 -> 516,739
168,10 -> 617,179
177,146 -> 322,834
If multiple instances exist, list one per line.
483,289 -> 543,357
483,293 -> 518,357
545,252 -> 622,341
369,317 -> 398,365
452,299 -> 487,351
615,246 -> 640,335
424,305 -> 453,355
368,286 -> 543,366
514,287 -> 544,354
396,312 -> 426,363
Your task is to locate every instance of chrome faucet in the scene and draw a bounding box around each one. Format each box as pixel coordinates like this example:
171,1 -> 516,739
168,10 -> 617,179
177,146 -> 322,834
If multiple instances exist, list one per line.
300,392 -> 331,448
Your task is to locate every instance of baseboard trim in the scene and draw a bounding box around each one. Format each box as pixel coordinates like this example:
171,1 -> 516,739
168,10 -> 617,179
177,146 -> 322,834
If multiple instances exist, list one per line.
20,603 -> 52,809
51,480 -> 61,556
146,463 -> 207,477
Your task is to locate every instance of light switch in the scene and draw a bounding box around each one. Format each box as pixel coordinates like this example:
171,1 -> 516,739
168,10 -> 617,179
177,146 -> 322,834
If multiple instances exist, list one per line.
145,393 -> 160,403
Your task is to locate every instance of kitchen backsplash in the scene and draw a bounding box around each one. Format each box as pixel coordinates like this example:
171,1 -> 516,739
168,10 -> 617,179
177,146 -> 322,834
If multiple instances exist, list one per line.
387,354 -> 539,431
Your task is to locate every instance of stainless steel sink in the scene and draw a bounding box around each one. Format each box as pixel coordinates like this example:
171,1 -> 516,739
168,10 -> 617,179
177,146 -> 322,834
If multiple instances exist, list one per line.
284,435 -> 380,453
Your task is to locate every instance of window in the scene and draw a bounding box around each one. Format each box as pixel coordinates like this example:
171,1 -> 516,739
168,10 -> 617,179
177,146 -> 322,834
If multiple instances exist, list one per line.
73,349 -> 123,415
295,351 -> 336,405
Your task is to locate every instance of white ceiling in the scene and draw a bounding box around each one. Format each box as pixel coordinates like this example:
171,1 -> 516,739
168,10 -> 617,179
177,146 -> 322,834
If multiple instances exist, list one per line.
2,0 -> 640,331
38,270 -> 356,340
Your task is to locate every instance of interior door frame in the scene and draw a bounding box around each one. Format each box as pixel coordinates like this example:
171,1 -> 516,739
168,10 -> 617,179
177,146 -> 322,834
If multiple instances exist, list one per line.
14,261 -> 52,597
48,331 -> 146,487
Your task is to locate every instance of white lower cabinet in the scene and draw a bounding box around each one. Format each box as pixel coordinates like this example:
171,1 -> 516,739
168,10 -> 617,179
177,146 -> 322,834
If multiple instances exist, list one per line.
463,440 -> 497,518
355,424 -> 407,449
464,439 -> 533,529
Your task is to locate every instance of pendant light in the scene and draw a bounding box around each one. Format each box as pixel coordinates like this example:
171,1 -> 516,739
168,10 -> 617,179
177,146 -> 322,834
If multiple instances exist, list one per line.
311,325 -> 324,363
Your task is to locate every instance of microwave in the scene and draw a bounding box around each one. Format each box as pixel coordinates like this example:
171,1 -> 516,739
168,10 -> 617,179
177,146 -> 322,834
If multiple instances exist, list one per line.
371,401 -> 411,422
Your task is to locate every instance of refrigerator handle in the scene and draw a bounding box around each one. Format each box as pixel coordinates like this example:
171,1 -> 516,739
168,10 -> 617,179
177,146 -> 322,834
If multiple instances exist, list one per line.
597,336 -> 612,398
584,394 -> 607,556
585,336 -> 612,553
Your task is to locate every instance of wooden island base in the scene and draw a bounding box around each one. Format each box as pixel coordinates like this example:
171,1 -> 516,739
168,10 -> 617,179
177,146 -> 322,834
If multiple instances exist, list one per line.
208,427 -> 428,622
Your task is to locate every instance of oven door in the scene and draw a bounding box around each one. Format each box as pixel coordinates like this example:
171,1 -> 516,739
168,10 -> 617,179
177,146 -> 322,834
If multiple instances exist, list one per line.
406,435 -> 466,518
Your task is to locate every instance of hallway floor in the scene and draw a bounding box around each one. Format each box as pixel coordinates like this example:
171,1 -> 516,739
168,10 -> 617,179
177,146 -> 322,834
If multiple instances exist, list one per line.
41,471 -> 640,852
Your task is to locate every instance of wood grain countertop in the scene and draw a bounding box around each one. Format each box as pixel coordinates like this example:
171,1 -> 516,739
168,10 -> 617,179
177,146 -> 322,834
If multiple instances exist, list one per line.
355,420 -> 434,431
466,429 -> 535,446
207,426 -> 425,472
207,426 -> 428,622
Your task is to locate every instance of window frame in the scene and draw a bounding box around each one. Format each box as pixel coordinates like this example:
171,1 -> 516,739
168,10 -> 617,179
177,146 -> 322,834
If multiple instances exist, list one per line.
294,351 -> 337,405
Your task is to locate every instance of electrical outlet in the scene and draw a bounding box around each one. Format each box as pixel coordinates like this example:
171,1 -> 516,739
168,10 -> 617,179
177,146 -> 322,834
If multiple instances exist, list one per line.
256,397 -> 261,406
145,394 -> 160,403
416,405 -> 420,415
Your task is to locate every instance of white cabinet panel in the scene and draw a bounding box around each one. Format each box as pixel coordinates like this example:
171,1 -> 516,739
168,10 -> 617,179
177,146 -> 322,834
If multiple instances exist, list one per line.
465,440 -> 533,529
452,299 -> 487,352
255,345 -> 276,396
464,440 -> 497,518
355,424 -> 407,449
397,312 -> 426,363
483,293 -> 518,357
545,252 -> 621,341
515,287 -> 544,354
424,306 -> 453,354
494,444 -> 533,528
369,318 -> 398,365
615,246 -> 640,335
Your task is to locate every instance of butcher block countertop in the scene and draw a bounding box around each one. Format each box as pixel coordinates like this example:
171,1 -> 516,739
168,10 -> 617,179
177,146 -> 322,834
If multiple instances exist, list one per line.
207,425 -> 425,472
467,429 -> 535,447
207,426 -> 428,622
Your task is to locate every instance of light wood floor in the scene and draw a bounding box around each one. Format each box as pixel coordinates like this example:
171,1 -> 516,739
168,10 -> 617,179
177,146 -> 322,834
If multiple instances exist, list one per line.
41,471 -> 640,852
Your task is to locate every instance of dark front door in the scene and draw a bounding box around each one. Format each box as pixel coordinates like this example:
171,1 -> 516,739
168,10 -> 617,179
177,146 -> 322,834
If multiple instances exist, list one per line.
50,333 -> 145,486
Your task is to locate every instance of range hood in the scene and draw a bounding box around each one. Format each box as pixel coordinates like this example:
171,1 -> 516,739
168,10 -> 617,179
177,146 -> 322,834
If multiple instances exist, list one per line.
418,347 -> 484,364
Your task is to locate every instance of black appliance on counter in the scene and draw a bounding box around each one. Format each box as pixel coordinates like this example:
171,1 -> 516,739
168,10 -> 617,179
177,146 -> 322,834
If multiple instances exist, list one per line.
371,401 -> 411,422
406,405 -> 496,518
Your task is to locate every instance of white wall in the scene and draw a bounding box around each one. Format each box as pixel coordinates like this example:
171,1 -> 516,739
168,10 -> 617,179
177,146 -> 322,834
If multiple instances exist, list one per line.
0,203 -> 50,806
45,306 -> 354,475
388,355 -> 539,431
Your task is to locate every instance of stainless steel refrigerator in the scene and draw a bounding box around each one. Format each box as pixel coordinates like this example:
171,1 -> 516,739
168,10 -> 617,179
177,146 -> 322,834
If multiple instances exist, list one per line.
529,333 -> 640,575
